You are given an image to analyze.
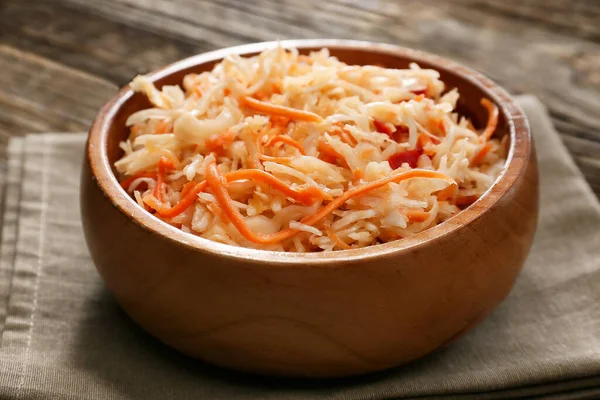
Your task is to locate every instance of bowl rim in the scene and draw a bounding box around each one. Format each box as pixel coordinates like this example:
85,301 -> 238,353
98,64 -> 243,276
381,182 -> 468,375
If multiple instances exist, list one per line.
87,39 -> 531,265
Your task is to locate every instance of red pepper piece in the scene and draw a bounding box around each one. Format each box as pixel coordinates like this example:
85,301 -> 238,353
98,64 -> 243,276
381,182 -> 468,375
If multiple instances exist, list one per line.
374,119 -> 409,143
373,119 -> 394,137
388,149 -> 423,169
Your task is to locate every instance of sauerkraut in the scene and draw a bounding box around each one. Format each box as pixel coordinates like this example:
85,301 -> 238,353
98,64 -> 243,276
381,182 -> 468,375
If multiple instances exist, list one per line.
115,46 -> 507,252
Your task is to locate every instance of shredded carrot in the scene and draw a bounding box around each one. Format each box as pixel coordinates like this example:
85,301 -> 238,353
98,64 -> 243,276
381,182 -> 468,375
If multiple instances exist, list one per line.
207,202 -> 229,223
471,142 -> 493,166
270,115 -> 290,126
179,180 -> 197,198
271,82 -> 283,95
149,168 -> 328,219
324,225 -> 351,250
206,163 -> 456,245
205,131 -> 235,156
120,172 -> 157,191
207,163 -> 283,244
147,181 -> 208,218
297,170 -> 454,229
436,118 -> 445,134
480,98 -> 499,142
265,135 -> 306,155
342,130 -> 358,146
254,90 -> 269,100
153,157 -> 175,201
405,210 -> 430,223
240,96 -> 323,123
317,141 -> 347,167
224,169 -> 328,205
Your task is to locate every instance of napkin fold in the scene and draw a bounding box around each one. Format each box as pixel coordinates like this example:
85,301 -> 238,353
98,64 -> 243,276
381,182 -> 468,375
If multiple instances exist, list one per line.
0,96 -> 599,400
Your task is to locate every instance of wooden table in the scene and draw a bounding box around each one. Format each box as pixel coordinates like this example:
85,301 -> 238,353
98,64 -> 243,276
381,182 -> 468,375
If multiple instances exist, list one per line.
1,0 -> 599,197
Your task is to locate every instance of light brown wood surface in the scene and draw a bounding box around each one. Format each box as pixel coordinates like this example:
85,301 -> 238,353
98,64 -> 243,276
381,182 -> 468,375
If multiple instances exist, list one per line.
1,0 -> 599,196
81,41 -> 539,377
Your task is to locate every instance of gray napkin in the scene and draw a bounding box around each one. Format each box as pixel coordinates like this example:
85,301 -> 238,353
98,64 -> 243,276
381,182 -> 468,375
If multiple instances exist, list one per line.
0,96 -> 599,400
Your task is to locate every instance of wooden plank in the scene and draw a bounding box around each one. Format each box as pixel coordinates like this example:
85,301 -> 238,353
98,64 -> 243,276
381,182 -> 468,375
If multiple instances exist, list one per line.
0,45 -> 117,155
0,0 -> 202,85
432,0 -> 600,43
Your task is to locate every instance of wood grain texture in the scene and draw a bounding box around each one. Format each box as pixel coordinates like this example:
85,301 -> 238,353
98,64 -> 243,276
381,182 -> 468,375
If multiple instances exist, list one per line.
0,45 -> 117,162
0,0 -> 599,197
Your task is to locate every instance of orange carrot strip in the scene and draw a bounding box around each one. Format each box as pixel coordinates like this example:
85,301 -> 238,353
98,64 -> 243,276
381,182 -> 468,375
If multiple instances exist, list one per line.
436,118 -> 445,134
120,172 -> 157,191
224,169 -> 327,205
207,163 -> 456,245
148,181 -> 208,218
254,90 -> 269,100
265,135 -> 306,155
299,170 -> 454,228
241,96 -> 323,123
271,82 -> 283,95
150,167 -> 327,218
270,116 -> 289,126
153,157 -> 175,201
325,225 -> 351,250
317,141 -> 348,167
205,131 -> 235,156
206,163 -> 276,244
207,202 -> 229,223
480,98 -> 499,142
405,210 -> 430,223
471,142 -> 493,166
259,155 -> 295,164
179,180 -> 197,198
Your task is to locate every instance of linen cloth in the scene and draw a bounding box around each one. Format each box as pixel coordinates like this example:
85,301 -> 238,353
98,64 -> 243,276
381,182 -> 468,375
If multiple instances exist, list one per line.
0,96 -> 599,399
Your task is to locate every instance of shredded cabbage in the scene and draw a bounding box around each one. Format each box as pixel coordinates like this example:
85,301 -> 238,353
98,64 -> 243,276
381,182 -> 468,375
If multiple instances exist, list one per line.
116,45 -> 506,252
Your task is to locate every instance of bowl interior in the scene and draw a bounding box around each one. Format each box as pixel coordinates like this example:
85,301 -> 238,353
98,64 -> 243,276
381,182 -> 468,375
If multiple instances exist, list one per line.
105,45 -> 510,178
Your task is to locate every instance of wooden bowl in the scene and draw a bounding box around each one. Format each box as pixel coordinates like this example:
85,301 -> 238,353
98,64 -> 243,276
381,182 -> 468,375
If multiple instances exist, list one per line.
81,39 -> 538,378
